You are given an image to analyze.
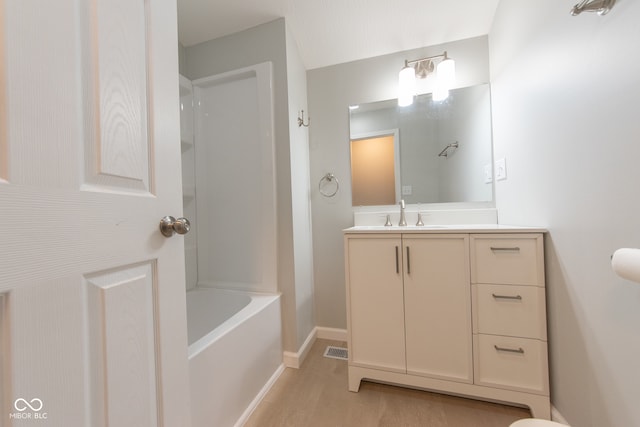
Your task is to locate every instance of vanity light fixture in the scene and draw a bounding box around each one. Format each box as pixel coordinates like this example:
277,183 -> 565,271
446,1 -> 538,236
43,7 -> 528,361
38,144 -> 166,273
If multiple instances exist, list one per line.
398,51 -> 455,106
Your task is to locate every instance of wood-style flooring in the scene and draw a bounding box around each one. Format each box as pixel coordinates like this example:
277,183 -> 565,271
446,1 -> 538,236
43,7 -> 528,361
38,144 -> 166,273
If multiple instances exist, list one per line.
244,339 -> 531,427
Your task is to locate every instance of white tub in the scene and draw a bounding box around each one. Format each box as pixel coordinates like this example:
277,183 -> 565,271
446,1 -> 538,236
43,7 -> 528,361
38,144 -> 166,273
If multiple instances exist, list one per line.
187,288 -> 283,427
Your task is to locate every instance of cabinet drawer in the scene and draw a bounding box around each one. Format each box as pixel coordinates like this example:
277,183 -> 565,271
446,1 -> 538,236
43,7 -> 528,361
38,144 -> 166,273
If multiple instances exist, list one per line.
471,234 -> 544,286
474,334 -> 549,395
473,284 -> 547,340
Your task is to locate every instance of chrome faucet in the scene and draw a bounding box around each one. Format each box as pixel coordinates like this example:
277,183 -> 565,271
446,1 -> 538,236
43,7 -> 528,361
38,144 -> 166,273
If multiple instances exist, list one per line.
398,200 -> 407,226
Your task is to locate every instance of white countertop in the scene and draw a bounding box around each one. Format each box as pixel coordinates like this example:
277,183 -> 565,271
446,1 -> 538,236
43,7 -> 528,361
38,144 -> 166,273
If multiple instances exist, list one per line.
344,224 -> 547,234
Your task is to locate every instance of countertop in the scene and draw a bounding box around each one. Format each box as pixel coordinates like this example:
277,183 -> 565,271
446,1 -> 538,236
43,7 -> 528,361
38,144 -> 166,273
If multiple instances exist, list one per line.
343,224 -> 547,234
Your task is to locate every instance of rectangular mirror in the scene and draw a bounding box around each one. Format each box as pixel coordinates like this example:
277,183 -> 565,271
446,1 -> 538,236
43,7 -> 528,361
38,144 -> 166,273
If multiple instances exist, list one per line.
349,83 -> 494,206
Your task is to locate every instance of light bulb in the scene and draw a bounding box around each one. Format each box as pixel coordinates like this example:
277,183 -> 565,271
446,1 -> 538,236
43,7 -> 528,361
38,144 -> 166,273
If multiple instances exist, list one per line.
398,65 -> 416,107
436,57 -> 456,90
433,57 -> 455,102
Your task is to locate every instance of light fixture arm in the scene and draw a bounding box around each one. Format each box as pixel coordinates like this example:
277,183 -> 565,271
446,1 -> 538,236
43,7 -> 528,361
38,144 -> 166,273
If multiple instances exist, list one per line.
404,51 -> 450,79
405,51 -> 448,68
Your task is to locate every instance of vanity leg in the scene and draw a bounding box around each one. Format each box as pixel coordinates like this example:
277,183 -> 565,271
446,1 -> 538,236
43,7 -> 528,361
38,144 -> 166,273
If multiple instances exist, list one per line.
348,368 -> 362,392
527,397 -> 551,420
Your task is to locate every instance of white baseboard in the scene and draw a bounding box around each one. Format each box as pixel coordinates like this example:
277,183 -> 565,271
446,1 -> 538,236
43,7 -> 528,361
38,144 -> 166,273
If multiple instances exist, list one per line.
316,326 -> 347,342
235,363 -> 285,427
551,405 -> 570,425
283,328 -> 317,369
282,327 -> 348,368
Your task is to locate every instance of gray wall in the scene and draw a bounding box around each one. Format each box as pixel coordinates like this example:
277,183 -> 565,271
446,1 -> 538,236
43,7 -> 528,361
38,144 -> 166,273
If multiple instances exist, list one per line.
307,36 -> 490,329
490,1 -> 640,425
285,24 -> 316,350
184,18 -> 314,353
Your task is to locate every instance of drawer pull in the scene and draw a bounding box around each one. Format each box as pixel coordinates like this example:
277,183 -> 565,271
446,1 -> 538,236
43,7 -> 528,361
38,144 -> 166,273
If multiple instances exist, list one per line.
492,293 -> 522,301
490,246 -> 521,252
494,345 -> 525,354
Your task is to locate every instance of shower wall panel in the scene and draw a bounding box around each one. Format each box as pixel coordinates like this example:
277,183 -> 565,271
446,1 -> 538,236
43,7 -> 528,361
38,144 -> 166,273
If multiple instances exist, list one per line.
193,63 -> 277,293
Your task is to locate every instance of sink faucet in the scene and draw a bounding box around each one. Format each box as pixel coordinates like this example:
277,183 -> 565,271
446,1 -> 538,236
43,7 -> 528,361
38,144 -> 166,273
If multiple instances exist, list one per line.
398,200 -> 407,226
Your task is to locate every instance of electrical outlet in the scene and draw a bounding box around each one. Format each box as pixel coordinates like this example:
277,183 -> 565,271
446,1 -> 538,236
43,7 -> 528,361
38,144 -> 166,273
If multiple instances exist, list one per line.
402,185 -> 413,196
495,158 -> 507,181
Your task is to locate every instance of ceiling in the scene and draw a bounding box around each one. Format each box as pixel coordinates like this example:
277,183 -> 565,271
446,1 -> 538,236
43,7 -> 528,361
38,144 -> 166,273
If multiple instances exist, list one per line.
177,0 -> 501,70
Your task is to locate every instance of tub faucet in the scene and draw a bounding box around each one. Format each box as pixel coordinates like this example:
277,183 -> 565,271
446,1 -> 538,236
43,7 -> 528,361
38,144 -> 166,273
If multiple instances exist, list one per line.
398,200 -> 407,226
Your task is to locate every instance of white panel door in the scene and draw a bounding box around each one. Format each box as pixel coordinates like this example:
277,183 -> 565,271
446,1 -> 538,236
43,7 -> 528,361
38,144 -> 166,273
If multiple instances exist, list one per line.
0,1 -> 190,426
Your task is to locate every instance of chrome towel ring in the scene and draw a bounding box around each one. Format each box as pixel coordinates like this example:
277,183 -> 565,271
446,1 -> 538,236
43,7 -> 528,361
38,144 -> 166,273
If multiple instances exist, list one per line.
319,173 -> 339,197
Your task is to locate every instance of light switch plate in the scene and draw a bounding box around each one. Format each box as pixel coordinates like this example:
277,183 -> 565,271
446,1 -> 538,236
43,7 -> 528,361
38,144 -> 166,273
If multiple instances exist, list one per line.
402,185 -> 413,195
484,164 -> 493,184
495,158 -> 507,181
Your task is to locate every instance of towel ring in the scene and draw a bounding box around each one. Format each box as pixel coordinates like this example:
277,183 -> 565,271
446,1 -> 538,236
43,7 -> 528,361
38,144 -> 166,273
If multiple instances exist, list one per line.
319,173 -> 339,197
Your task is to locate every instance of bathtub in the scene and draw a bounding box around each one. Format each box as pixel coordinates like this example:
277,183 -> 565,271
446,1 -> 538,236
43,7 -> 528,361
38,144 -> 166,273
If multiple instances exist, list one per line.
187,287 -> 283,427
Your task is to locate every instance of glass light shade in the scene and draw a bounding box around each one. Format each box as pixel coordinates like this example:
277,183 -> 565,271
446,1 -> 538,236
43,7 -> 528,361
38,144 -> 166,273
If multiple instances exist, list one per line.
436,58 -> 456,90
432,85 -> 449,102
398,66 -> 416,107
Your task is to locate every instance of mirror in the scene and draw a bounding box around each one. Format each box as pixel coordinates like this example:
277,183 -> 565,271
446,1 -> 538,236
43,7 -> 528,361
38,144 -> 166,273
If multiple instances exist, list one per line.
349,83 -> 493,206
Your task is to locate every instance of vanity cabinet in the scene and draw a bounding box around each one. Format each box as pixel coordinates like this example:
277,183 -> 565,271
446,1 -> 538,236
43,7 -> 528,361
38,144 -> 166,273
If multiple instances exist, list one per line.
345,229 -> 550,419
347,234 -> 472,382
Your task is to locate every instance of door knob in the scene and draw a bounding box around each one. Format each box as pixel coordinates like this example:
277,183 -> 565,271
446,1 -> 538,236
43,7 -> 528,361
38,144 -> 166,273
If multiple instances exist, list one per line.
159,216 -> 191,237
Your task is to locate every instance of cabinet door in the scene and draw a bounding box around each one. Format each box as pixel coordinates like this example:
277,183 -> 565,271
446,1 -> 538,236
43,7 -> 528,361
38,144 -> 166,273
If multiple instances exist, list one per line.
404,235 -> 473,383
346,235 -> 406,372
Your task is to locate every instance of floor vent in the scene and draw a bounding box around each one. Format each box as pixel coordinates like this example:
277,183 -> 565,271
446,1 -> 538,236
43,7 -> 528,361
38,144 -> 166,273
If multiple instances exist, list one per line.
323,345 -> 348,360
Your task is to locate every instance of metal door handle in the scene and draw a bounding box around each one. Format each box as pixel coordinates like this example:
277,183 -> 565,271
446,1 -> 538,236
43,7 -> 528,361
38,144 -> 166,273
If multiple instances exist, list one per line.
159,216 -> 191,237
492,293 -> 523,301
395,246 -> 399,274
490,247 -> 520,252
494,345 -> 525,354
